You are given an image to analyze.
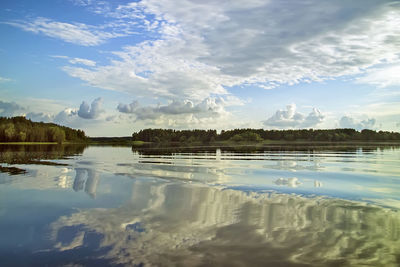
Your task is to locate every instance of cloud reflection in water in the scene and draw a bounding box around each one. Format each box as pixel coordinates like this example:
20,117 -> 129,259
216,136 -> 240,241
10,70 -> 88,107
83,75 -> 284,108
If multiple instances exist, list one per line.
49,180 -> 400,266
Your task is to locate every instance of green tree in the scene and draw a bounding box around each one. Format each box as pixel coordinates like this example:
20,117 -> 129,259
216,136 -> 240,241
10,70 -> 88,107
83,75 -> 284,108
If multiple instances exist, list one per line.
4,124 -> 15,141
230,134 -> 244,142
49,127 -> 66,144
18,131 -> 27,142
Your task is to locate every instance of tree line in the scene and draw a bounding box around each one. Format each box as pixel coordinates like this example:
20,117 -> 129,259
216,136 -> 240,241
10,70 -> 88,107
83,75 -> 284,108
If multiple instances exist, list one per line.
132,128 -> 400,143
0,116 -> 87,143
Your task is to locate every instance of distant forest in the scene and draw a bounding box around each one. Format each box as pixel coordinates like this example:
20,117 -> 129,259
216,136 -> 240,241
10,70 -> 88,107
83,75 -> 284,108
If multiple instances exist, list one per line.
0,117 -> 87,143
132,128 -> 400,143
2,116 -> 399,144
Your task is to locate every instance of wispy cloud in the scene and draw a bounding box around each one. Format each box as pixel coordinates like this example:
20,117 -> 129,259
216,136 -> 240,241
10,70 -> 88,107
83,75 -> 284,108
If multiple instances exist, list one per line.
0,76 -> 12,83
4,0 -> 400,132
356,64 -> 400,88
60,0 -> 400,102
69,1 -> 147,21
4,17 -> 128,46
69,0 -> 92,7
51,55 -> 96,67
69,58 -> 96,67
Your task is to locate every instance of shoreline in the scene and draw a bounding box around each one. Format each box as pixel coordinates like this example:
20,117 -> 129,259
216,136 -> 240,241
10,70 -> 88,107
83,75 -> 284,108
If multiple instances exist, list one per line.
1,140 -> 400,146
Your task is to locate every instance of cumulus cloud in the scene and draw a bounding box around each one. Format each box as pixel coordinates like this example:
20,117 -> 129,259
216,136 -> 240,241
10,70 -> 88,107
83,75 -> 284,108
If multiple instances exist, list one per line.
1,98 -> 103,123
117,101 -> 139,114
77,98 -> 103,119
0,99 -> 113,136
118,97 -> 232,120
339,116 -> 376,130
302,108 -> 325,127
264,104 -> 303,127
0,100 -> 24,117
25,112 -> 53,123
158,100 -> 202,115
263,104 -> 324,128
117,97 -> 228,120
0,99 -> 80,124
54,108 -> 78,124
5,1 -> 400,131
116,97 -> 243,128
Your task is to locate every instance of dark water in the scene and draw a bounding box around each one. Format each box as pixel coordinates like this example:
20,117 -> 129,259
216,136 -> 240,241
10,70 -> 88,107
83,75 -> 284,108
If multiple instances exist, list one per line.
0,144 -> 399,266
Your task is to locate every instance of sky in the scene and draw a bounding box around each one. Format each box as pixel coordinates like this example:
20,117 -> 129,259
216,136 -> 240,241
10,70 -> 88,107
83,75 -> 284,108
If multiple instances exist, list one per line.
0,0 -> 399,137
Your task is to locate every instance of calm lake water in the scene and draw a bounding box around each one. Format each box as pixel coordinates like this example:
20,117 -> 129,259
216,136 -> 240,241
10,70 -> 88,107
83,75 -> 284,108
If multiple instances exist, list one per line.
0,144 -> 399,266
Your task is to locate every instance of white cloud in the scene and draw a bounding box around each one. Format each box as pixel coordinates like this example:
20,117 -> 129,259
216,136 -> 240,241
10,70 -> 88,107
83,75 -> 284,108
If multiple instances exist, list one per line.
5,1 -> 400,132
58,0 -> 400,107
0,99 -> 93,125
314,180 -> 323,188
77,97 -> 104,119
137,0 -> 400,83
263,104 -> 325,128
302,108 -> 325,127
0,76 -> 12,83
54,108 -> 78,124
0,99 -> 79,126
69,57 -> 96,67
357,64 -> 400,88
115,96 -> 248,129
105,115 -> 118,122
339,116 -> 376,130
0,100 -> 24,117
50,55 -> 69,59
264,104 -> 303,127
25,112 -> 53,123
62,38 -> 230,100
46,181 -> 400,266
69,0 -> 92,6
274,177 -> 302,188
117,97 -> 234,127
51,55 -> 96,67
0,99 -> 118,136
117,101 -> 139,114
5,17 -> 128,46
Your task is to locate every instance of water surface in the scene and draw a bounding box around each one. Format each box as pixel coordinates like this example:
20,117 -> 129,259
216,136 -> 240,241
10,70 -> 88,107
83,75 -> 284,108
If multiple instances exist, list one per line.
0,144 -> 399,266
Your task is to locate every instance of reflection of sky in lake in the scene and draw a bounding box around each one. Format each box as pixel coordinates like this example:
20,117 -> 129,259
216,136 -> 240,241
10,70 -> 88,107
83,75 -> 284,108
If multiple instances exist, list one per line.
0,145 -> 399,266
56,146 -> 400,206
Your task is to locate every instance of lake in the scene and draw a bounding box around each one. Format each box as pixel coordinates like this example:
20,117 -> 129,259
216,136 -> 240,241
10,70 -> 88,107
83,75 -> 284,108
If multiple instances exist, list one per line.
0,144 -> 400,266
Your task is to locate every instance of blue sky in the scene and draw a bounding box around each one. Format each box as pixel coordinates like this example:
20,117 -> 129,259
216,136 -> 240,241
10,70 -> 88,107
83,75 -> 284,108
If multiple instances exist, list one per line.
1,0 -> 399,136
